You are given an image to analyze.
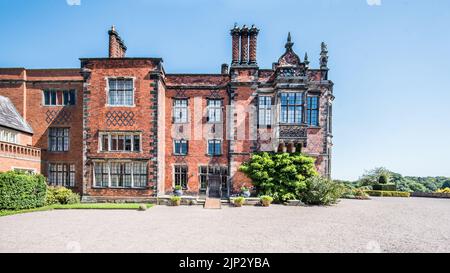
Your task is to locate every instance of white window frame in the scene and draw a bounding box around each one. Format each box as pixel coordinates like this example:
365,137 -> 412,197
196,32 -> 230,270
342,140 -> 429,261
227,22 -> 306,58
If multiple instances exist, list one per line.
92,161 -> 147,189
258,96 -> 272,126
173,99 -> 189,123
105,77 -> 136,107
0,128 -> 19,144
98,132 -> 142,153
206,99 -> 222,123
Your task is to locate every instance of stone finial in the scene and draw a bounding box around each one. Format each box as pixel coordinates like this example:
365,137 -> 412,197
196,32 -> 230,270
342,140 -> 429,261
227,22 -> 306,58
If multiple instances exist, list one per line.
320,42 -> 329,69
304,52 -> 309,67
285,32 -> 294,50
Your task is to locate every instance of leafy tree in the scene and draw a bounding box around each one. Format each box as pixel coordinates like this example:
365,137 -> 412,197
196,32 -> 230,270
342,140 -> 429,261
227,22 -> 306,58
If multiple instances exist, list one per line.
239,152 -> 318,202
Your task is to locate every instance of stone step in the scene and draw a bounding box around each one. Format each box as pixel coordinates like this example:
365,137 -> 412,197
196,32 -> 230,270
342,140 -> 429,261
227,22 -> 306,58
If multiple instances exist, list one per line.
204,198 -> 222,209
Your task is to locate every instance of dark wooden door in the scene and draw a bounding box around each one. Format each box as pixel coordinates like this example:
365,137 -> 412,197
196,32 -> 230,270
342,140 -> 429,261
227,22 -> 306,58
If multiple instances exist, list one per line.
207,174 -> 221,198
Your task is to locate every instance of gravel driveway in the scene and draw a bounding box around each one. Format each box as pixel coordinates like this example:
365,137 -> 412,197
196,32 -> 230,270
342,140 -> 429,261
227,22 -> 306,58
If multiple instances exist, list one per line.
1,197 -> 450,253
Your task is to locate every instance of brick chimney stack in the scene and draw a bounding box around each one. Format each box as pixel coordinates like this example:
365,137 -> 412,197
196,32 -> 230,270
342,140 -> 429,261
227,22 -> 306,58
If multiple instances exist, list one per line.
248,25 -> 259,65
108,25 -> 127,58
230,24 -> 241,65
240,25 -> 249,65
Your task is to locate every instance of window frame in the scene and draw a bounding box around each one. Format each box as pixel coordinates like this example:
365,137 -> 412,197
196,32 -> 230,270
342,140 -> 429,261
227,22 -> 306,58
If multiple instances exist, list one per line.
173,99 -> 189,123
98,132 -> 142,153
47,163 -> 75,187
48,127 -> 70,152
207,139 -> 222,156
258,96 -> 273,126
93,161 -> 147,189
173,139 -> 188,155
307,96 -> 320,127
173,164 -> 188,189
105,77 -> 136,107
0,128 -> 19,144
42,89 -> 76,106
280,92 -> 304,124
206,99 -> 223,123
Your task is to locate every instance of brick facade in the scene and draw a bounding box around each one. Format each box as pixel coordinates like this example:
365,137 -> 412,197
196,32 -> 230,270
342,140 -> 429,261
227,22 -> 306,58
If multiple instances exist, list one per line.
0,25 -> 334,200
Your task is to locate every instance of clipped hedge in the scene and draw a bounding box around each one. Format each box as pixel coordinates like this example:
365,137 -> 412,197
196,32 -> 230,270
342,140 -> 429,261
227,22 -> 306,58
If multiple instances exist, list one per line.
0,171 -> 47,210
365,190 -> 410,197
372,183 -> 397,191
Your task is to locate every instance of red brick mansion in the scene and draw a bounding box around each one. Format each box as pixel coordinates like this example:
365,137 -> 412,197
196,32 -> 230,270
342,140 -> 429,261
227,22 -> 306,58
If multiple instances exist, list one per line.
0,25 -> 334,201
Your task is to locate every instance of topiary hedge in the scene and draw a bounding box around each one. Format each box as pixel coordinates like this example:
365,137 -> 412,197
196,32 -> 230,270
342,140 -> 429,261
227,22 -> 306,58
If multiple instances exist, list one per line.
372,183 -> 397,191
365,190 -> 410,197
0,171 -> 47,210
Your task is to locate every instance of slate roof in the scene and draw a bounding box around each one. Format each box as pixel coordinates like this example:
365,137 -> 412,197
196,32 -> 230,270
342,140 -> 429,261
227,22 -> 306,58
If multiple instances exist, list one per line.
0,96 -> 33,134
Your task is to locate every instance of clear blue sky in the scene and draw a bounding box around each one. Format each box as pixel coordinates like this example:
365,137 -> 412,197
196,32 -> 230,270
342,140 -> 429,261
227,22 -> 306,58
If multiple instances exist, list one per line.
1,0 -> 449,180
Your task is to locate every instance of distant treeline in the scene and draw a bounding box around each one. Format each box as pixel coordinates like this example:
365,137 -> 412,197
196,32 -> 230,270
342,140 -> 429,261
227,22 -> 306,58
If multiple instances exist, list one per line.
334,167 -> 450,193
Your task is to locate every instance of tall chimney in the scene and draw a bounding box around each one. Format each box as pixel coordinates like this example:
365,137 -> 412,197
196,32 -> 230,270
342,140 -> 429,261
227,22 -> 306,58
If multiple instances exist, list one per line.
108,25 -> 127,58
248,25 -> 259,65
230,24 -> 240,65
240,25 -> 249,65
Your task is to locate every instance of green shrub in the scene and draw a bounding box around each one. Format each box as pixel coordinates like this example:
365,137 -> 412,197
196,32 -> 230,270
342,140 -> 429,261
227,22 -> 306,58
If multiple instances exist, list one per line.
174,185 -> 182,191
260,195 -> 273,206
300,176 -> 344,205
436,188 -> 450,194
239,152 -> 318,202
280,193 -> 297,202
240,186 -> 249,192
233,196 -> 245,206
46,186 -> 80,205
372,183 -> 396,191
170,196 -> 181,206
0,171 -> 47,210
365,190 -> 410,197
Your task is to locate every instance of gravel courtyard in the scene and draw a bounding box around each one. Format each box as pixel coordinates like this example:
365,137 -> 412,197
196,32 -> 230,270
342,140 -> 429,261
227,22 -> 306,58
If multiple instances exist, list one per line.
1,197 -> 450,253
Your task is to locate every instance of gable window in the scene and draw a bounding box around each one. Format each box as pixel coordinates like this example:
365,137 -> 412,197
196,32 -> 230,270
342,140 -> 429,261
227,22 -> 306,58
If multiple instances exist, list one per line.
108,78 -> 134,106
174,165 -> 188,189
174,139 -> 188,155
307,96 -> 319,126
280,93 -> 303,124
48,128 -> 69,152
99,132 -> 141,152
173,99 -> 188,123
48,163 -> 75,187
94,161 -> 147,188
43,90 -> 76,106
207,139 -> 222,156
258,96 -> 272,126
207,99 -> 222,123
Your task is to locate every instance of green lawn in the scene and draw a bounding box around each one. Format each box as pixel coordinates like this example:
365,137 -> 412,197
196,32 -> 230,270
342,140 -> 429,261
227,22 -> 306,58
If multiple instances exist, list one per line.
0,203 -> 154,217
